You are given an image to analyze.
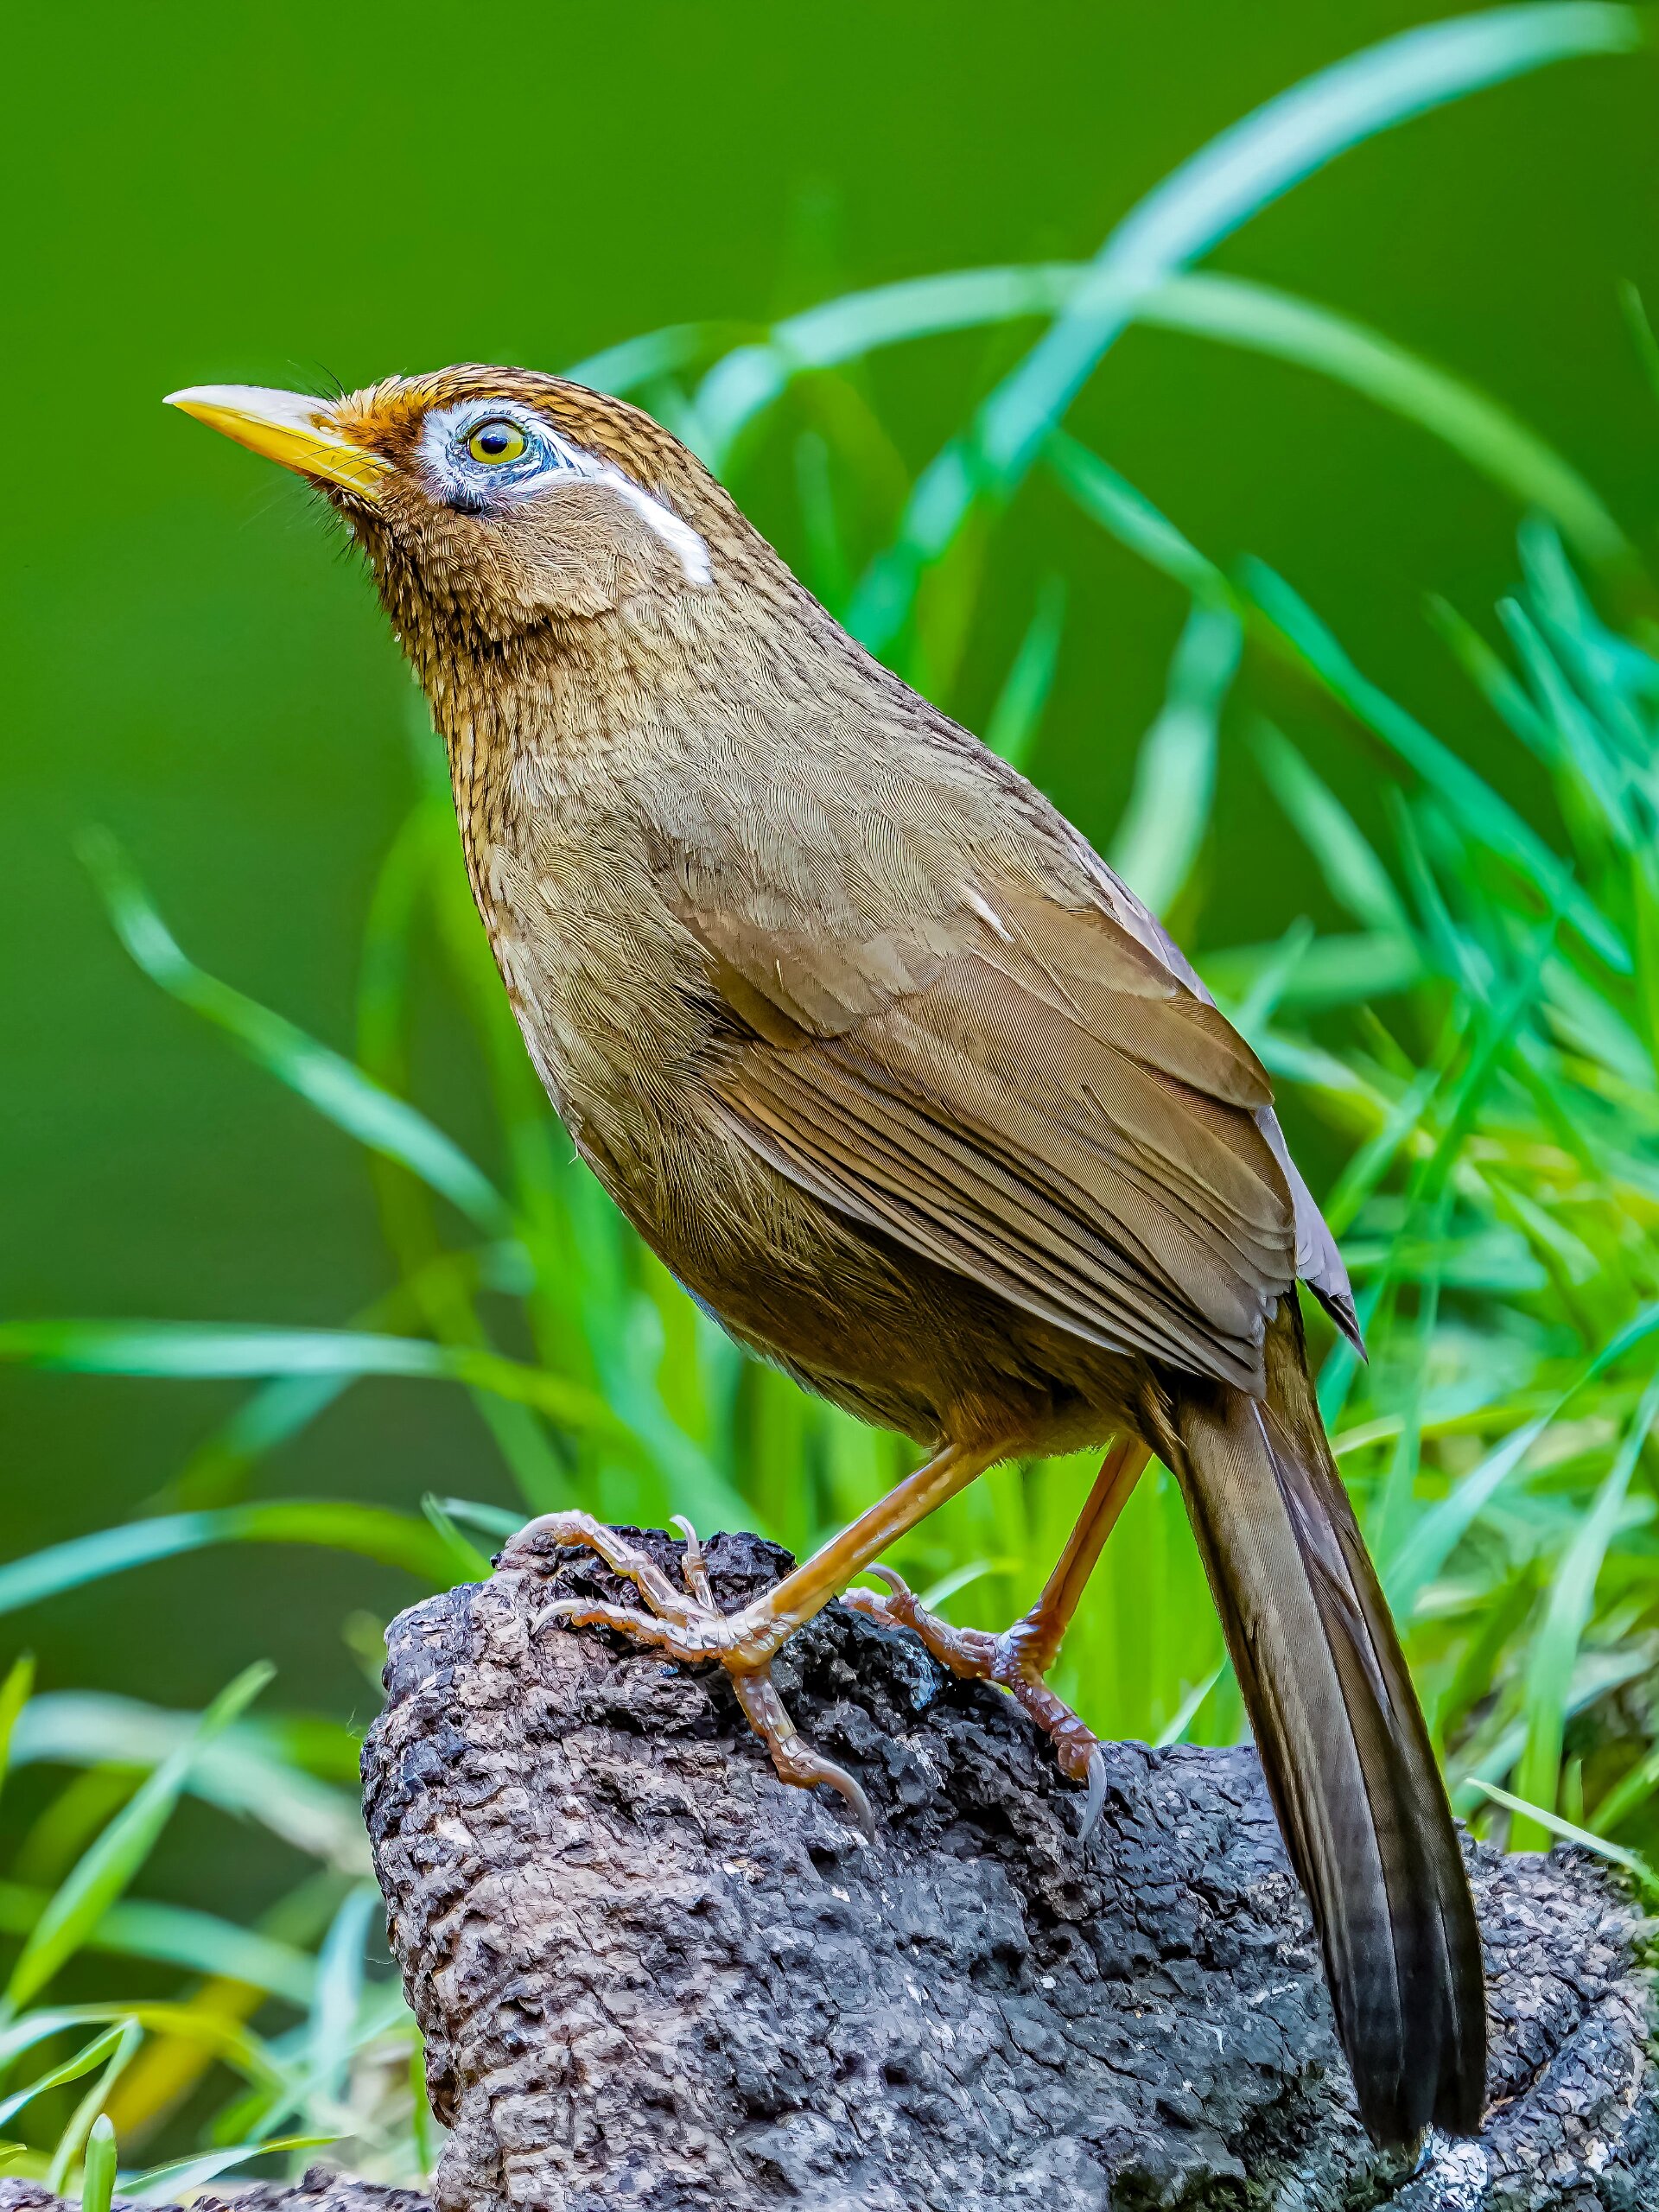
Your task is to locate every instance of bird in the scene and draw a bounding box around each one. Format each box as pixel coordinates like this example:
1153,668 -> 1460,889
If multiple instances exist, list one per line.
166,365 -> 1485,2145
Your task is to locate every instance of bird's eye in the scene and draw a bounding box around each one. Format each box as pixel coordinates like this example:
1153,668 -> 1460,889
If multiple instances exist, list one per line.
466,418 -> 528,467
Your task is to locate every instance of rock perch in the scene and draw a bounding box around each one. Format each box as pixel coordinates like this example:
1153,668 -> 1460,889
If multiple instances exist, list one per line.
355,1529 -> 1655,2211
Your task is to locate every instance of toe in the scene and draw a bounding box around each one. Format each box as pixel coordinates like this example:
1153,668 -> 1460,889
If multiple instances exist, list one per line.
531,1594 -> 728,1661
731,1669 -> 876,1839
502,1516 -> 702,1624
495,1510 -> 601,1567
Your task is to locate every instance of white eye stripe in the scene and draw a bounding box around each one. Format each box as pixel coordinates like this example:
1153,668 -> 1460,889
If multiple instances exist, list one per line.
417,400 -> 710,587
599,470 -> 712,588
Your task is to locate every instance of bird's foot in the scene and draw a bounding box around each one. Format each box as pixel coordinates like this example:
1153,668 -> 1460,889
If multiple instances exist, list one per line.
844,1567 -> 1107,1840
499,1510 -> 876,1838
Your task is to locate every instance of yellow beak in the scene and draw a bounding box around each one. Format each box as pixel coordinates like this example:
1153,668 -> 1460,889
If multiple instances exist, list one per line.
164,384 -> 389,499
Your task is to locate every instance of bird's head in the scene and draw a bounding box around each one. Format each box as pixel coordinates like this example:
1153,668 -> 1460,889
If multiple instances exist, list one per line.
165,367 -> 757,673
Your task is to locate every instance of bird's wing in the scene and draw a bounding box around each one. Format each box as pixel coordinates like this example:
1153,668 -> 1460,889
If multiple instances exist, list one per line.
1049,830 -> 1358,1346
683,874 -> 1311,1394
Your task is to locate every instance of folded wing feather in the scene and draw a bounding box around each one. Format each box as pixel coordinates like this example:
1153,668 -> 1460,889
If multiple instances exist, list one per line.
688,878 -> 1322,1395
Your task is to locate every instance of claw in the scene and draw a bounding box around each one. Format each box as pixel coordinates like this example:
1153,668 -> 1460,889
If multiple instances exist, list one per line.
671,1515 -> 715,1608
1077,1745 -> 1108,1846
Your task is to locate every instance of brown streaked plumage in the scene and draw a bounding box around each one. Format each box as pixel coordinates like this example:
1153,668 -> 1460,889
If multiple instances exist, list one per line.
167,365 -> 1485,2146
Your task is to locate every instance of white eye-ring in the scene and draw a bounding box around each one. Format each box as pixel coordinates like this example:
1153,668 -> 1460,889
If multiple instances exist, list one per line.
418,401 -> 564,498
416,399 -> 710,587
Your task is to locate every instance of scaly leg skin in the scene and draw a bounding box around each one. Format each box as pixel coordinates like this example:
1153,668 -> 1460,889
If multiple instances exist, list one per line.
497,1440 -> 1002,1839
844,1436 -> 1152,1840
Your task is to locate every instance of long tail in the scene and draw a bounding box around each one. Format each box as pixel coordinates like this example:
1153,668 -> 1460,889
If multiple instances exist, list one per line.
1154,1299 -> 1486,2145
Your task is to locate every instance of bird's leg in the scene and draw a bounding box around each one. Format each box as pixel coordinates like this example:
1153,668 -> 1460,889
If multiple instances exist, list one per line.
845,1436 -> 1151,1832
1000,1434 -> 1153,1676
499,1440 -> 1001,1834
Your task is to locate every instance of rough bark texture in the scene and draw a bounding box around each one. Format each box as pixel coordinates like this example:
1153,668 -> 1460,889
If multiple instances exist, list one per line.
355,1529 -> 1656,2211
0,2176 -> 429,2212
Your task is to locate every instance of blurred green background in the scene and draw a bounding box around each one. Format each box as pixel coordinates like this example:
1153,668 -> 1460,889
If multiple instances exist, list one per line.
5,0 -> 1659,2183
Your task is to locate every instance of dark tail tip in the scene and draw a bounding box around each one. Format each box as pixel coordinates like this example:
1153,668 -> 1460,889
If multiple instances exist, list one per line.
1166,1300 -> 1487,2152
1352,2015 -> 1486,2146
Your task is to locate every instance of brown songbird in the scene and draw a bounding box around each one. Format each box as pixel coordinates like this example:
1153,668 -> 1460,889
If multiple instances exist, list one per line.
167,367 -> 1484,2145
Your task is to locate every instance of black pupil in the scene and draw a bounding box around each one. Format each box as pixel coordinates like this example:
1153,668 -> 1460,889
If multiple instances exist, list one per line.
478,424 -> 512,455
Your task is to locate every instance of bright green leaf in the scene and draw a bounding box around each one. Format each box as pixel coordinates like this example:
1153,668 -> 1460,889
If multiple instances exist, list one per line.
5,1664 -> 273,2012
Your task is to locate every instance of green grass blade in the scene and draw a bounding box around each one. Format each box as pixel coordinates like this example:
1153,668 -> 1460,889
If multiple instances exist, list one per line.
1516,519 -> 1652,750
1137,275 -> 1630,569
169,1372 -> 355,1510
1387,1302 -> 1659,1612
306,1887 -> 380,2108
1510,1376 -> 1659,1847
0,2025 -> 130,2131
0,1503 -> 467,1621
1618,278 -> 1659,410
563,321 -> 731,399
1631,847 -> 1659,1075
1154,1663 -> 1227,1748
124,2133 -> 339,2203
1109,599 -> 1241,914
849,3 -> 1638,648
1202,931 -> 1422,1013
0,2005 -> 283,2093
1249,722 -> 1412,933
79,2114 -> 116,2212
0,1884 -> 315,2006
0,1656 -> 35,1814
1418,908 -> 1560,1205
355,795 -> 574,1516
1452,1649 -> 1649,1814
1367,1181 -> 1452,1563
691,262 -> 1622,566
1499,598 -> 1630,836
1223,917 -> 1316,1038
1429,592 -> 1555,759
695,266 -> 1075,464
1243,561 -> 1628,969
431,1498 -> 524,1542
1319,1064 -> 1444,1240
1591,1742 -> 1659,1835
1046,435 -> 1228,599
355,793 -> 435,1099
1471,1781 -> 1657,1895
792,431 -> 853,609
409,2038 -> 435,2179
984,577 -> 1066,769
1384,1416 -> 1550,1617
10,1694 -> 366,1870
158,1246 -> 531,1507
0,1319 -> 613,1434
79,830 -> 512,1236
981,4 -> 1638,486
5,1665 -> 272,2012
47,2026 -> 138,2196
1388,792 -> 1476,990
420,1497 -> 493,1581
